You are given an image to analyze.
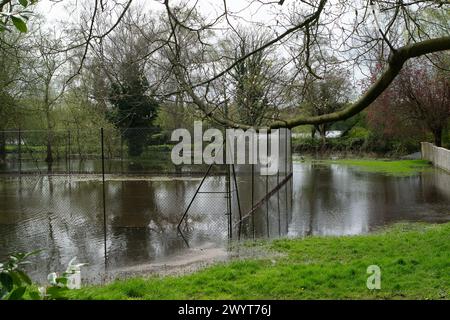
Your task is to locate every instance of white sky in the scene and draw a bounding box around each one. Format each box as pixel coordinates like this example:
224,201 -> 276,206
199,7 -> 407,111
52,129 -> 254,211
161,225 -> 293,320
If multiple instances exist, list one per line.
36,0 -> 285,26
34,0 -> 367,95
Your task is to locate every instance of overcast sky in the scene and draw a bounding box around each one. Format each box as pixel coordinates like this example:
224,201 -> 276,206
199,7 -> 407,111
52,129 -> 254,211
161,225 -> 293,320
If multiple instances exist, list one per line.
36,0 -> 286,27
33,0 -> 366,95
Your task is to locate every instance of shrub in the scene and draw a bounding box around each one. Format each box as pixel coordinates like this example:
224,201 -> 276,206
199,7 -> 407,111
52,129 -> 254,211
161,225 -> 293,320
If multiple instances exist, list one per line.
0,251 -> 42,300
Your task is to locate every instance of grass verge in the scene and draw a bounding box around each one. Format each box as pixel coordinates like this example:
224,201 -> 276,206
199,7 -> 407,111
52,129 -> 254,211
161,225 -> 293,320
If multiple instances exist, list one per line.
63,222 -> 450,300
311,159 -> 432,176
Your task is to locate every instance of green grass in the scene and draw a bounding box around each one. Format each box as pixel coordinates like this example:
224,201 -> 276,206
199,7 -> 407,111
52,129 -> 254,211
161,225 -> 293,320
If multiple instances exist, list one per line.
63,223 -> 450,300
312,159 -> 432,176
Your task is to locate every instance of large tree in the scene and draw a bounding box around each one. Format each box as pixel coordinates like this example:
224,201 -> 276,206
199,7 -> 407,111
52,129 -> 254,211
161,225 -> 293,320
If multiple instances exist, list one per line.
23,29 -> 69,171
397,60 -> 449,147
368,58 -> 450,147
109,60 -> 159,157
227,31 -> 278,126
3,0 -> 450,134
303,66 -> 352,143
158,0 -> 450,130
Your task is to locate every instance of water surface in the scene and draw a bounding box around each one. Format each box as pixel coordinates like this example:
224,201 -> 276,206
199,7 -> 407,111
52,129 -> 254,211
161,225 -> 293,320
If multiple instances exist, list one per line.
0,162 -> 449,283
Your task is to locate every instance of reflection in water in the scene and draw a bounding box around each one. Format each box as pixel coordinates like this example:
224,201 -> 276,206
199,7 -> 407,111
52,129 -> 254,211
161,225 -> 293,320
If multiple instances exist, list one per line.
289,163 -> 450,237
0,162 -> 449,283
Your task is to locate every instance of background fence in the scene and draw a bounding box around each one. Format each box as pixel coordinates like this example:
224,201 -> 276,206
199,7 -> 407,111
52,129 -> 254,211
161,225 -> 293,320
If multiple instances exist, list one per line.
0,127 -> 292,283
0,128 -> 220,175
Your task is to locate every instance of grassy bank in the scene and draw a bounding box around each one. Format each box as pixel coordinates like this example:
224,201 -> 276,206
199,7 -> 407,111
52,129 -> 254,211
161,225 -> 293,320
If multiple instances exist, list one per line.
311,159 -> 432,176
64,223 -> 450,300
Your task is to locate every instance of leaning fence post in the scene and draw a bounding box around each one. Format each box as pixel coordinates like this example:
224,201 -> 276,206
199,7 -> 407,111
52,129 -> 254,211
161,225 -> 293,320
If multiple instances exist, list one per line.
101,128 -> 107,267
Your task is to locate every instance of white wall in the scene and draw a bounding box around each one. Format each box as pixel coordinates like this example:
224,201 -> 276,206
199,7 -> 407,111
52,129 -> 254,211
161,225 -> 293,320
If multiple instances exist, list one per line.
421,142 -> 450,173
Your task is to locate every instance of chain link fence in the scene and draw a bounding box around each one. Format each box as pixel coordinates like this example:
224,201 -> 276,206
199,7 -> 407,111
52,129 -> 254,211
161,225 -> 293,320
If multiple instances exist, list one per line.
0,127 -> 292,283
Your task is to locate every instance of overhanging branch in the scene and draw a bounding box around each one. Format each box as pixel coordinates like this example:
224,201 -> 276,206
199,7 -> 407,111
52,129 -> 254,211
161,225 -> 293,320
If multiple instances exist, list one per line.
270,36 -> 450,129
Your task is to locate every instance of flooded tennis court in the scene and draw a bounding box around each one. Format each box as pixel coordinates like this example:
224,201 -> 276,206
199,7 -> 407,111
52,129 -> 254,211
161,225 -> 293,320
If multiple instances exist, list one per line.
1,162 -> 449,283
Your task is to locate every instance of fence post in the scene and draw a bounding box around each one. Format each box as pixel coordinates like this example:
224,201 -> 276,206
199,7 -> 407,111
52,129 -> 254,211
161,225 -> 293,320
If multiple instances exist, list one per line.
67,130 -> 71,175
18,128 -> 22,175
231,164 -> 242,241
289,129 -> 293,229
266,130 -> 269,238
120,133 -> 124,174
285,129 -> 289,233
101,128 -> 107,266
251,162 -> 255,240
277,128 -> 281,236
224,129 -> 232,240
226,163 -> 232,240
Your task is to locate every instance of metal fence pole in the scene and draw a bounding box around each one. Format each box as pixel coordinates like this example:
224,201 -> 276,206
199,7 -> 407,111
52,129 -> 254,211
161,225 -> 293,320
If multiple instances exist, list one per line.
224,130 -> 232,240
285,129 -> 289,233
226,164 -> 232,240
18,129 -> 22,175
266,130 -> 269,238
120,133 -> 124,174
67,130 -> 71,175
231,164 -> 242,240
290,129 -> 293,226
251,162 -> 255,240
277,129 -> 281,236
101,128 -> 107,267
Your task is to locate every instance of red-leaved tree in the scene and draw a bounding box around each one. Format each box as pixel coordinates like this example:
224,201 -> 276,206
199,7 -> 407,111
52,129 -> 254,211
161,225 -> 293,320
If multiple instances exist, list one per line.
368,58 -> 450,147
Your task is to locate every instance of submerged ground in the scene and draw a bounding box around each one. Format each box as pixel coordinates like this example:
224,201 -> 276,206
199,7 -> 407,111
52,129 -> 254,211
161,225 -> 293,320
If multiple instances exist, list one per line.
3,158 -> 449,283
63,222 -> 450,300
2,158 -> 449,299
62,159 -> 449,300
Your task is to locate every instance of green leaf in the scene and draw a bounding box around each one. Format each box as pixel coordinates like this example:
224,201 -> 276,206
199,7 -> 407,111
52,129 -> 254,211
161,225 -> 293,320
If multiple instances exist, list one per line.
55,277 -> 68,285
0,273 -> 13,292
16,269 -> 32,285
19,0 -> 29,7
22,249 -> 44,260
8,286 -> 26,300
28,291 -> 41,300
46,286 -> 69,300
11,16 -> 27,33
0,288 -> 8,300
8,271 -> 23,286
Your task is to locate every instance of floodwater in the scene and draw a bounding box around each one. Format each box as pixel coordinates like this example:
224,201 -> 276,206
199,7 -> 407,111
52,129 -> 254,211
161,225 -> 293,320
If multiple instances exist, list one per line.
0,162 -> 449,283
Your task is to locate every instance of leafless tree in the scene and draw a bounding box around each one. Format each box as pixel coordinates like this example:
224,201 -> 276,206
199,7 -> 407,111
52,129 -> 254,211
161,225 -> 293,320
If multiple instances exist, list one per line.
12,0 -> 450,131
22,28 -> 70,171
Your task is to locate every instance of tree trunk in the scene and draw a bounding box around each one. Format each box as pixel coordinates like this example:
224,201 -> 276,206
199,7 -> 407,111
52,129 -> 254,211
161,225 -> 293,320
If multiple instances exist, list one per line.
318,124 -> 327,150
433,128 -> 442,147
311,126 -> 317,139
0,130 -> 6,164
45,131 -> 53,172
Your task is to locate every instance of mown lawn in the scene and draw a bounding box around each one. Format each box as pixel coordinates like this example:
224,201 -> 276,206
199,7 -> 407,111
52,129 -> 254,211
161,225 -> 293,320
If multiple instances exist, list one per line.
63,223 -> 450,300
313,159 -> 432,176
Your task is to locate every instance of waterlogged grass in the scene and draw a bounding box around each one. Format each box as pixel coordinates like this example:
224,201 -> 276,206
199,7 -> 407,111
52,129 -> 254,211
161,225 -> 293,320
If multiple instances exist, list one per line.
64,223 -> 450,300
313,159 -> 432,176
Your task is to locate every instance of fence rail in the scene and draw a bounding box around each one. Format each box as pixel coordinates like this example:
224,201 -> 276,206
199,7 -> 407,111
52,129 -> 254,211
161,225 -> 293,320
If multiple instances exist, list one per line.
0,128 -> 220,175
421,142 -> 450,172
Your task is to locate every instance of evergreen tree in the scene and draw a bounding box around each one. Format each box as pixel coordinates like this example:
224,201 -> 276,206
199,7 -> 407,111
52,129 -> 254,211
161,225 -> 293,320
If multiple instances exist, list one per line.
109,62 -> 159,157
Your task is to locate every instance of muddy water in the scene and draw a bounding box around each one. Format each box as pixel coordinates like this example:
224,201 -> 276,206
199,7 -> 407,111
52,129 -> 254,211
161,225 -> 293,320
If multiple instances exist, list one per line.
0,162 -> 449,283
289,163 -> 450,236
